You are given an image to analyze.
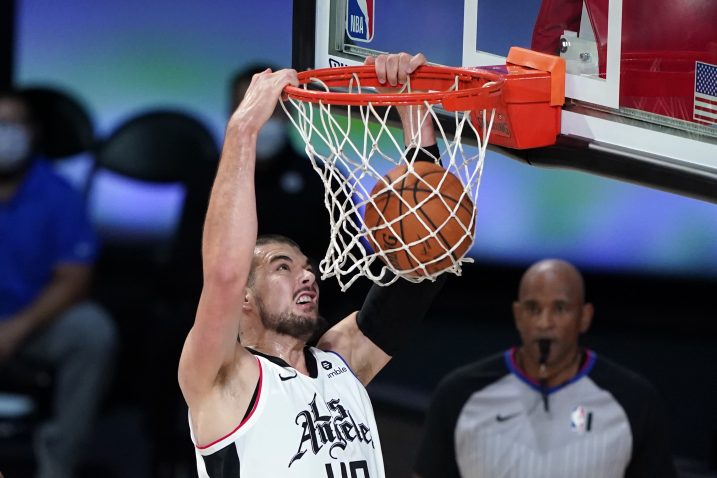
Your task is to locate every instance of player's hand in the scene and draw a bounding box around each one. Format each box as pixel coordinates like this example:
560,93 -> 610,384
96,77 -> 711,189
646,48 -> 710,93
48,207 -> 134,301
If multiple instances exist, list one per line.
365,52 -> 426,92
230,68 -> 299,132
366,53 -> 435,147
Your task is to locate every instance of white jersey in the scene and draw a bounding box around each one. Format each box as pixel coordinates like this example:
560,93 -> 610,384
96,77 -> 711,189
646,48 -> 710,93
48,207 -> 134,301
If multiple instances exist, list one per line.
190,347 -> 385,478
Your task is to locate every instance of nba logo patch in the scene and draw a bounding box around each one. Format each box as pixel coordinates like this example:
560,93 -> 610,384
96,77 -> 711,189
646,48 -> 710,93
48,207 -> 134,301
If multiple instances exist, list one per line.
346,0 -> 374,42
570,405 -> 593,434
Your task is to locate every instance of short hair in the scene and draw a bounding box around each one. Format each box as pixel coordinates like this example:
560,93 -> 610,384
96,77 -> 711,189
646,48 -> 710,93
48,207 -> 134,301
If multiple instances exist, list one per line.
247,234 -> 302,287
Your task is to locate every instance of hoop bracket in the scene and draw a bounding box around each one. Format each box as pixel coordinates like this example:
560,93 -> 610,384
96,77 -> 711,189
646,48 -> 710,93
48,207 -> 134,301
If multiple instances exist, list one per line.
472,47 -> 566,149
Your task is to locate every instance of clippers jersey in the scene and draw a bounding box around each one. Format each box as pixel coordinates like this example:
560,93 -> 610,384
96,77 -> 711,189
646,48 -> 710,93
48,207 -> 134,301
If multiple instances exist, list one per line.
190,347 -> 385,478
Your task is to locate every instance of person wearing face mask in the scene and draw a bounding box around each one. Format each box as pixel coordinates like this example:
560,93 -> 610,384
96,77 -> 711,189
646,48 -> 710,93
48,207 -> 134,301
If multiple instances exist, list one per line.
229,65 -> 331,265
0,90 -> 118,478
414,259 -> 677,478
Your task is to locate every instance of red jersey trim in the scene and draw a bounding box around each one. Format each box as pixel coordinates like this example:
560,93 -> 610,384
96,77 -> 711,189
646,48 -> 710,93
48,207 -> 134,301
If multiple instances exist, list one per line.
196,356 -> 263,450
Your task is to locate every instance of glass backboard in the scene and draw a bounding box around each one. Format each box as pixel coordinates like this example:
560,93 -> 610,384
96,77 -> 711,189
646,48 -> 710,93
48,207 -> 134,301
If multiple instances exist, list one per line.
292,0 -> 717,203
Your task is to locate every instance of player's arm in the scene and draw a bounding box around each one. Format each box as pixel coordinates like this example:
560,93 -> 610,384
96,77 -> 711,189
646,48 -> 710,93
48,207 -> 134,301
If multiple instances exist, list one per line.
318,53 -> 444,384
318,274 -> 446,384
178,69 -> 299,406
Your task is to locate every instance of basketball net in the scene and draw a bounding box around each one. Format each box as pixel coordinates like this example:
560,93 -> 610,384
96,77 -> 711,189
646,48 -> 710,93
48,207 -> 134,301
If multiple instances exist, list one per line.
282,69 -> 496,290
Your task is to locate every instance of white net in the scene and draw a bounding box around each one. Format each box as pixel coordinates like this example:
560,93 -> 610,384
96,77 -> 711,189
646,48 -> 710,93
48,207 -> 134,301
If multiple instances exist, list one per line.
282,72 -> 496,290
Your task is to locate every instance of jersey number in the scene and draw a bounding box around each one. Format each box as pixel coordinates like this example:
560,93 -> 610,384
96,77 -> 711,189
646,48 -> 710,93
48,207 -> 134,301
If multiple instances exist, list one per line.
325,460 -> 370,478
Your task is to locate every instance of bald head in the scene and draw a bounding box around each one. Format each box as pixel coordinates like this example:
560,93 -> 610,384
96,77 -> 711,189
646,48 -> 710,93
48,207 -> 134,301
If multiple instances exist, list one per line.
518,259 -> 585,304
513,259 -> 593,376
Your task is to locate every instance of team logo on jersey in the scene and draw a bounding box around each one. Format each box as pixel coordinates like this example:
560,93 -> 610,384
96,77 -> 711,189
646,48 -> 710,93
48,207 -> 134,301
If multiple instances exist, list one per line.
346,0 -> 374,42
288,393 -> 374,467
279,370 -> 298,381
570,405 -> 593,434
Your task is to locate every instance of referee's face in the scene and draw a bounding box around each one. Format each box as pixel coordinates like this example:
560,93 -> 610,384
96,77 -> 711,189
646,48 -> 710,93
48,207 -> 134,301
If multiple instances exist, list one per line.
513,264 -> 593,369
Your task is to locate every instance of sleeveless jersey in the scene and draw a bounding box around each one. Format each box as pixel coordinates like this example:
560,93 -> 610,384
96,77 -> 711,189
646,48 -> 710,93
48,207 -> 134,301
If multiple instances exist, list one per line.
190,347 -> 385,478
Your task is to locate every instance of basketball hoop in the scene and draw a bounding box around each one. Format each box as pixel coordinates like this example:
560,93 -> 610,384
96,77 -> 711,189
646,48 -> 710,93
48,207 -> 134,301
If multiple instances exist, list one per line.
282,65 -> 503,290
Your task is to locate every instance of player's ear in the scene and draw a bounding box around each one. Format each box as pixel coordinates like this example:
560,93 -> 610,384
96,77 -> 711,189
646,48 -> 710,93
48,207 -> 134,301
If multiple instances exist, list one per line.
242,288 -> 254,313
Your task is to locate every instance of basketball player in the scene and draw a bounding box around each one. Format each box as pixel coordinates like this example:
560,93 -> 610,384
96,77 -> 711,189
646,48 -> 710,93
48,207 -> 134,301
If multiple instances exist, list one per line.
414,259 -> 677,478
179,52 -> 444,477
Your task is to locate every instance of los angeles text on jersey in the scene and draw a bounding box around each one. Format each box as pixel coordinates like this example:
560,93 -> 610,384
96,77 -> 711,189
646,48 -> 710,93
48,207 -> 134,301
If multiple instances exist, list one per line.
289,393 -> 374,467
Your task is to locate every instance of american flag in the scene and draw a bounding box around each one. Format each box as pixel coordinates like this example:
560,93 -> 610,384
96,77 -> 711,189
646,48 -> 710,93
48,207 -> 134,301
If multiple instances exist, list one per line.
694,61 -> 717,126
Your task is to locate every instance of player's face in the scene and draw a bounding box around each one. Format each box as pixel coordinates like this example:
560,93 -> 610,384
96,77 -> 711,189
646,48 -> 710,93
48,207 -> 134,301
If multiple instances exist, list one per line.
512,270 -> 592,367
251,243 -> 321,340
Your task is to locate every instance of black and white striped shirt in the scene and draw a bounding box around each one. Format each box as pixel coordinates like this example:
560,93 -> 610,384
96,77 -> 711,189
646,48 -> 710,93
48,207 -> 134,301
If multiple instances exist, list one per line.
415,349 -> 677,478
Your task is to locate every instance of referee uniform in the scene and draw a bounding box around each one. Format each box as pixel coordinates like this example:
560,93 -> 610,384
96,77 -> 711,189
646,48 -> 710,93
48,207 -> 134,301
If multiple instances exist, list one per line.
415,348 -> 677,478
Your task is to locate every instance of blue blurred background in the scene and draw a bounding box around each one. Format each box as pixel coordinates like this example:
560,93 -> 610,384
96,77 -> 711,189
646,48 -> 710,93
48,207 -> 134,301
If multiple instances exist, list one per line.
14,0 -> 717,276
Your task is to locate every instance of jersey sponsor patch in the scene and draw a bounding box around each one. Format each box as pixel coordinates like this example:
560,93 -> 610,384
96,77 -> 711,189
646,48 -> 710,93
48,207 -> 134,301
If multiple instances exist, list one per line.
327,366 -> 348,379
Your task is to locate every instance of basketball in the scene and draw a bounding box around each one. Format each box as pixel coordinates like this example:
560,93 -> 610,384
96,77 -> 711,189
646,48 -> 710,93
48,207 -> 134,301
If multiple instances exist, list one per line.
363,161 -> 475,276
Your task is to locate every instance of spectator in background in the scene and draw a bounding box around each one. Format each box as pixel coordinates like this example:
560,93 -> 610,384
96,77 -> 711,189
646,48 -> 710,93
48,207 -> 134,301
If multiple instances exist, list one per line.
414,259 -> 677,478
229,64 -> 330,264
0,90 -> 118,478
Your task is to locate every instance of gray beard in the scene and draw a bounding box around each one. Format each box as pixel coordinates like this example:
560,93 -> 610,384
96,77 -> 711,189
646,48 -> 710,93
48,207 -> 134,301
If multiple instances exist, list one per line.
257,298 -> 326,341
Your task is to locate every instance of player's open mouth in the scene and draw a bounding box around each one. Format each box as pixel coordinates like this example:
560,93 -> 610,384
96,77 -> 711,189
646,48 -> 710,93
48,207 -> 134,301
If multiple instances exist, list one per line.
295,291 -> 316,305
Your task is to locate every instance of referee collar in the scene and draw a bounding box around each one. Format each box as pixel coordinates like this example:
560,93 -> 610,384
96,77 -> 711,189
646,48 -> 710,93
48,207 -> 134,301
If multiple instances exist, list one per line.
505,347 -> 597,395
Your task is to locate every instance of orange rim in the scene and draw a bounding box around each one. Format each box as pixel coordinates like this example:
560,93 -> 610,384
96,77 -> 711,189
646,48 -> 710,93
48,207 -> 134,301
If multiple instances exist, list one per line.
284,65 -> 504,111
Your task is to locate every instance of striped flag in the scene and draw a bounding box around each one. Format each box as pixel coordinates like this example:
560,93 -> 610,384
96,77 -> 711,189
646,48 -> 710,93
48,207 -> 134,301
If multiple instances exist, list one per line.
694,61 -> 717,126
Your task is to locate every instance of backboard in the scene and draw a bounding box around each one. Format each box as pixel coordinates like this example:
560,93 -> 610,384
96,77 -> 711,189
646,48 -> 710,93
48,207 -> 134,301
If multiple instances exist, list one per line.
292,0 -> 717,203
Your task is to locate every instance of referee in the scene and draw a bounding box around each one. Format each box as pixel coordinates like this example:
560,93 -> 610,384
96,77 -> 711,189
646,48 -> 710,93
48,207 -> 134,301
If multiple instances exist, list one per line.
414,259 -> 677,478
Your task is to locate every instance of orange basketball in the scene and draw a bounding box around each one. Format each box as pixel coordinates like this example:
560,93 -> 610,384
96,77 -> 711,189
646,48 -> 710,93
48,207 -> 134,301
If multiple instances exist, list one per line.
363,161 -> 475,276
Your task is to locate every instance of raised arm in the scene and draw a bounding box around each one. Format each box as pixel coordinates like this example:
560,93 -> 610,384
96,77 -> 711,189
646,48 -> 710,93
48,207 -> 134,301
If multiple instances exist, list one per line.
318,273 -> 445,384
318,53 -> 445,384
178,69 -> 299,407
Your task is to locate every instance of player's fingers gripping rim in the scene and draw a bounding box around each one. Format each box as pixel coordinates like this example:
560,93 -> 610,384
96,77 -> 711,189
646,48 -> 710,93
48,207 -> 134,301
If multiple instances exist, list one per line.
384,54 -> 401,86
372,54 -> 388,85
250,68 -> 272,87
407,52 -> 426,75
397,52 -> 414,85
278,69 -> 300,101
363,55 -> 376,67
366,53 -> 424,88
